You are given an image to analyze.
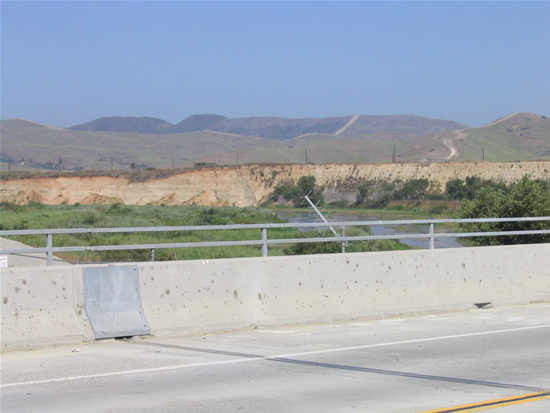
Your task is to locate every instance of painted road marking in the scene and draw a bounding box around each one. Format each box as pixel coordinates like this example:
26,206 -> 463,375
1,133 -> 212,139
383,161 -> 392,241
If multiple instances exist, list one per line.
3,324 -> 550,389
0,357 -> 255,388
255,329 -> 298,334
271,324 -> 550,359
417,392 -> 550,412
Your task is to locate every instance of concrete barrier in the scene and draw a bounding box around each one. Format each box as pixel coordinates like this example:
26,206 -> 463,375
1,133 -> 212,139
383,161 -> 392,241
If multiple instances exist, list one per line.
2,244 -> 549,350
1,265 -> 94,350
138,244 -> 550,337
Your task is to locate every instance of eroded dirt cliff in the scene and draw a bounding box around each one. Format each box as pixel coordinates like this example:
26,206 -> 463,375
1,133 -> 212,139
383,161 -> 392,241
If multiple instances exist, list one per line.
1,162 -> 549,207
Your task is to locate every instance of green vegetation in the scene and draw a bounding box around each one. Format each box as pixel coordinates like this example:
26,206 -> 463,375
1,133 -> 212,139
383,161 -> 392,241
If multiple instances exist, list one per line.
457,176 -> 550,246
271,176 -> 323,207
0,202 -> 406,262
345,175 -> 548,215
3,173 -> 547,262
445,176 -> 508,200
351,178 -> 438,210
285,226 -> 408,256
268,176 -> 462,214
0,203 -> 287,262
193,162 -> 219,168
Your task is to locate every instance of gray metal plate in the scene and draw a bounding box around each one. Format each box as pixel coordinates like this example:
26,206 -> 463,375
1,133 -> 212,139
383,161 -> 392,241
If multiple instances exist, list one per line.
83,265 -> 150,339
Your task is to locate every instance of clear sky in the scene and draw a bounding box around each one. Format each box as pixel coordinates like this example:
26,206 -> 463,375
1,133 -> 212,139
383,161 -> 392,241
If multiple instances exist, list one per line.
1,1 -> 549,128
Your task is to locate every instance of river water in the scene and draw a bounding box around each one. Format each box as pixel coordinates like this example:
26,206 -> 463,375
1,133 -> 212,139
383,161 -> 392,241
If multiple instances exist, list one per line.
275,210 -> 462,249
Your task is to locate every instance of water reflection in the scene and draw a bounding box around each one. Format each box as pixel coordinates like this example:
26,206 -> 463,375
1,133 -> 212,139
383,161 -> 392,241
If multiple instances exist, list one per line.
275,210 -> 462,249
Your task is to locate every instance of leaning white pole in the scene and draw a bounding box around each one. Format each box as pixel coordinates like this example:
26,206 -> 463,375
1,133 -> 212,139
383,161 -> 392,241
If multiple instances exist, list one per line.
303,195 -> 340,238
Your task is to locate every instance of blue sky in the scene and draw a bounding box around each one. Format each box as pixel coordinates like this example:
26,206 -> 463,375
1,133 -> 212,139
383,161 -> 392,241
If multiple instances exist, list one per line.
1,1 -> 549,128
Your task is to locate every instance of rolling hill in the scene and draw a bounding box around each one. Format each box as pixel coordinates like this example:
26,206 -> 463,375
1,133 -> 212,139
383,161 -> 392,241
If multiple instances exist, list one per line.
1,113 -> 548,172
71,116 -> 172,133
69,114 -> 469,140
434,113 -> 550,162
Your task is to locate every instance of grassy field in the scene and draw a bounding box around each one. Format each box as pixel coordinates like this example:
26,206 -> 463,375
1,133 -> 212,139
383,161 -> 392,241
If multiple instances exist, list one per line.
456,114 -> 550,161
0,203 -> 409,263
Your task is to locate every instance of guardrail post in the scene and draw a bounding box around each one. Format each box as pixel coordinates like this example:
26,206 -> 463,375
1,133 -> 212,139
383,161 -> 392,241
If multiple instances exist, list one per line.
341,226 -> 346,253
46,233 -> 53,265
261,228 -> 268,257
429,223 -> 435,250
151,249 -> 155,262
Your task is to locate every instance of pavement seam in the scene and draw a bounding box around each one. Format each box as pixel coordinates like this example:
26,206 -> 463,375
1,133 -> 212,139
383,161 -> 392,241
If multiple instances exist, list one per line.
135,341 -> 549,393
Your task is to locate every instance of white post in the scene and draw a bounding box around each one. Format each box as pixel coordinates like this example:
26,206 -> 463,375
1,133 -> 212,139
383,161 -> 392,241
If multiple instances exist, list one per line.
261,228 -> 268,257
341,226 -> 347,253
46,234 -> 53,265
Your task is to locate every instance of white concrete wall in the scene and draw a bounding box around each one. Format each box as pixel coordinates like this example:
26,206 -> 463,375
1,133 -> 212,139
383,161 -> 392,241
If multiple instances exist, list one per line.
2,244 -> 549,350
1,265 -> 94,350
138,244 -> 550,337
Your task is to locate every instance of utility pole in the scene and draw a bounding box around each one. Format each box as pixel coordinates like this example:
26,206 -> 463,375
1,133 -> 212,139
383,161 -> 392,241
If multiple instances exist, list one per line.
482,148 -> 485,161
305,148 -> 308,164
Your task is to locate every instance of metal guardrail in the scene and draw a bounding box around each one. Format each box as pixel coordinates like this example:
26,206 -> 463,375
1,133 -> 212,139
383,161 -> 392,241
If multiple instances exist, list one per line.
1,217 -> 549,265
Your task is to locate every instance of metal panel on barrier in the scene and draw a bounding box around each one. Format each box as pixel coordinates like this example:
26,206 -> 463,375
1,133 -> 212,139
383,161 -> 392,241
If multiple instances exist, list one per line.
83,265 -> 150,339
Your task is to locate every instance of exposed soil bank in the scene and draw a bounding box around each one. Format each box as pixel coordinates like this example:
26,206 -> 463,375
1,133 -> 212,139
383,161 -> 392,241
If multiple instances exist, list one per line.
1,162 -> 548,207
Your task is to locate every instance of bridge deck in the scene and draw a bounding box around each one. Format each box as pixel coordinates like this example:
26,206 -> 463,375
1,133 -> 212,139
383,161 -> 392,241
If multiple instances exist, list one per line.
2,303 -> 549,412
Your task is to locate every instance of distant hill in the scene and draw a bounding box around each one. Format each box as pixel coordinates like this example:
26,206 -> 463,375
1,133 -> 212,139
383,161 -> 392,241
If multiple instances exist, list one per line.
435,113 -> 550,161
165,114 -> 227,133
335,115 -> 468,136
2,113 -> 547,172
70,114 -> 469,139
204,116 -> 353,140
70,116 -> 172,133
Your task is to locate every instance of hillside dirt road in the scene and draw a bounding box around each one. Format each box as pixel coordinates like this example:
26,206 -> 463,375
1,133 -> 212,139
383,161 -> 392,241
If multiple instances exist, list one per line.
335,114 -> 360,135
443,130 -> 469,160
442,113 -> 522,160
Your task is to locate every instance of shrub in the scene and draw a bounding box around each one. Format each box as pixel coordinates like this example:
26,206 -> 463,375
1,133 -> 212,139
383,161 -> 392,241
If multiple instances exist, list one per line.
402,179 -> 429,199
284,225 -> 404,256
458,176 -> 550,246
271,176 -> 323,207
355,183 -> 369,206
446,176 -> 509,201
369,193 -> 392,209
429,204 -> 448,215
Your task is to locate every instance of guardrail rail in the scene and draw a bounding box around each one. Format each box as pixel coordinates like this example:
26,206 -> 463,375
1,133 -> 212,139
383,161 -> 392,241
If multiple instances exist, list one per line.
1,217 -> 550,265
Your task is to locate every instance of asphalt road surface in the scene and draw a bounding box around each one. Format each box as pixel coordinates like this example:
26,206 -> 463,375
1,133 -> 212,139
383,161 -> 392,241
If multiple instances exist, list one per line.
2,303 -> 549,412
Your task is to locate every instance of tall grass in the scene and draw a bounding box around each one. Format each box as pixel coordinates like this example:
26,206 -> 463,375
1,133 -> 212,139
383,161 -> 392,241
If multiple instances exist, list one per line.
0,202 -> 405,262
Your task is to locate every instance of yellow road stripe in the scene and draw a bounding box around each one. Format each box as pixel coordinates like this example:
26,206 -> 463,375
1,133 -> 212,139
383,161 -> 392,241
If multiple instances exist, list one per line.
417,392 -> 550,413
